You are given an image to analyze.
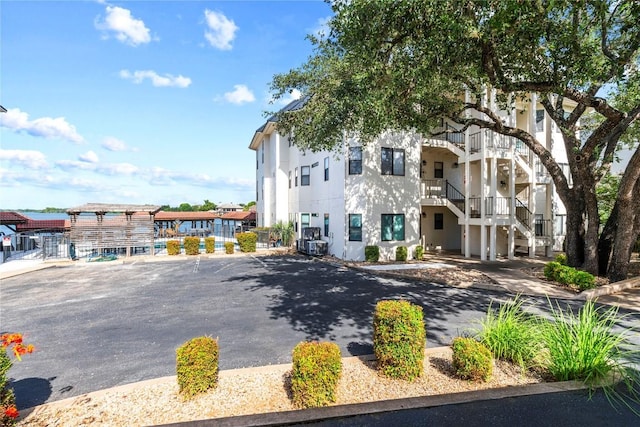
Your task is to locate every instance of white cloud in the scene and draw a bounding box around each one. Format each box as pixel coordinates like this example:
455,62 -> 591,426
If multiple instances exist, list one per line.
119,69 -> 192,88
95,6 -> 152,46
277,89 -> 303,105
204,10 -> 238,50
0,149 -> 48,169
148,166 -> 252,190
222,84 -> 255,105
79,150 -> 99,163
98,162 -> 139,176
0,108 -> 84,144
101,136 -> 137,152
55,159 -> 96,171
312,16 -> 331,39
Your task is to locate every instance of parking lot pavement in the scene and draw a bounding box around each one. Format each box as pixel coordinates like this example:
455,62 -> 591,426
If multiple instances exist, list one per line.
3,254 -> 639,411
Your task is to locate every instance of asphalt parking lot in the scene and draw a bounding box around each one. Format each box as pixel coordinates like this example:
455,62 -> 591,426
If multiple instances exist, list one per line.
2,254 -> 639,412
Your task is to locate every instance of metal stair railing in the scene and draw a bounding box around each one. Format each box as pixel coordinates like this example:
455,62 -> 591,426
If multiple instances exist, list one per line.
515,198 -> 532,230
445,180 -> 465,213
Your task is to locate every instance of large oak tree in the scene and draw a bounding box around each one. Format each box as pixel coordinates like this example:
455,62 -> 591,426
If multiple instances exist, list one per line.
269,0 -> 640,281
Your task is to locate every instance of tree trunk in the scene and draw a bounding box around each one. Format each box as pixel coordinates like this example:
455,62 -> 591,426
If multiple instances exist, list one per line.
607,179 -> 640,282
597,204 -> 617,276
564,204 -> 586,268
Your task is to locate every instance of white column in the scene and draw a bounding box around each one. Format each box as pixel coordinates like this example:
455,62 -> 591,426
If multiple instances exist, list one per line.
490,156 -> 497,260
464,90 -> 471,258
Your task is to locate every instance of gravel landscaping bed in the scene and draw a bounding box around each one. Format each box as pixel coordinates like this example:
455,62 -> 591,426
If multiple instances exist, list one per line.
18,348 -> 546,427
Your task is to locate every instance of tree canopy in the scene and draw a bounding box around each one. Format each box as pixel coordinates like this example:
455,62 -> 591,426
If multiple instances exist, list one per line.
270,0 -> 640,280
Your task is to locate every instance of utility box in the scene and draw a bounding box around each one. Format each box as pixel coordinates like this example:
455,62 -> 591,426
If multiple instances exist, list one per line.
296,227 -> 328,256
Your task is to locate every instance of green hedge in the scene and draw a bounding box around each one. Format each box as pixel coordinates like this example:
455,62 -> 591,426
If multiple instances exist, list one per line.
184,237 -> 200,255
176,336 -> 219,399
414,245 -> 424,260
452,337 -> 493,382
236,232 -> 257,252
224,241 -> 234,254
544,261 -> 596,291
373,300 -> 426,381
396,246 -> 408,262
291,341 -> 342,408
167,240 -> 180,255
365,246 -> 380,262
204,237 -> 215,254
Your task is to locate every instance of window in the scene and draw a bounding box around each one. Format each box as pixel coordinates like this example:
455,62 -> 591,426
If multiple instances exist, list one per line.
324,157 -> 329,181
348,214 -> 362,241
261,144 -> 264,164
295,167 -> 298,186
434,213 -> 444,230
301,213 -> 310,229
381,148 -> 405,176
349,146 -> 362,175
434,161 -> 444,178
536,110 -> 545,132
324,214 -> 329,237
288,171 -> 292,189
381,214 -> 405,241
301,166 -> 310,186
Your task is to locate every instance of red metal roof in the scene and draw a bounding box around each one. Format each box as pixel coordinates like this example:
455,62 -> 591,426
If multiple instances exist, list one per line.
0,211 -> 29,224
221,211 -> 255,221
16,219 -> 69,232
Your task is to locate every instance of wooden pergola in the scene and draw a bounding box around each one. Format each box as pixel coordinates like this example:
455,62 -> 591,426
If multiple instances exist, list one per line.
66,203 -> 161,257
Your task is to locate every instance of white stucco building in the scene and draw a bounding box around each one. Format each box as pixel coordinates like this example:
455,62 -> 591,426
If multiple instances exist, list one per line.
250,93 -> 568,261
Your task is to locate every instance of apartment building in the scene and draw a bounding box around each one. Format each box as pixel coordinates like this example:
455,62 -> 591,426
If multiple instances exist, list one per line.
249,93 -> 568,262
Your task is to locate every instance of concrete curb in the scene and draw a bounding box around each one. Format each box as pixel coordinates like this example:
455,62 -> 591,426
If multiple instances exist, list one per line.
579,277 -> 640,301
19,347 -> 592,427
168,381 -> 588,427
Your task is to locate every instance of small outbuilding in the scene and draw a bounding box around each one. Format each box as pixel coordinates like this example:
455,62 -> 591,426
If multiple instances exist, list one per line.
67,203 -> 161,258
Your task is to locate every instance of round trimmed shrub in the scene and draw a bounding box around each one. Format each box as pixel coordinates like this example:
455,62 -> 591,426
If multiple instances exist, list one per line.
452,337 -> 493,382
414,245 -> 424,260
396,246 -> 408,262
204,237 -> 215,254
365,246 -> 380,262
291,341 -> 342,408
167,239 -> 180,255
224,242 -> 234,254
373,300 -> 426,381
176,336 -> 219,398
184,237 -> 200,255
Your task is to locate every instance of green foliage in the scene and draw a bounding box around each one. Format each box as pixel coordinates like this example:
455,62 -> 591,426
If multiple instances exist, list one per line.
271,221 -> 295,246
236,232 -> 257,252
373,300 -> 426,381
184,237 -> 201,256
176,336 -> 219,399
243,201 -> 256,211
414,245 -> 424,260
544,262 -> 596,291
167,240 -> 180,256
395,246 -> 408,262
199,199 -> 217,212
1,350 -> 17,427
204,237 -> 215,254
178,203 -> 193,212
290,341 -> 342,408
596,173 -> 621,225
224,242 -> 234,254
452,337 -> 493,382
554,253 -> 568,265
541,300 -> 639,387
364,245 -> 380,262
476,296 -> 543,368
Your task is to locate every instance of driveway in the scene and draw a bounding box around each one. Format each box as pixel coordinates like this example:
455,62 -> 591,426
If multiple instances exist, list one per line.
2,254 -> 638,410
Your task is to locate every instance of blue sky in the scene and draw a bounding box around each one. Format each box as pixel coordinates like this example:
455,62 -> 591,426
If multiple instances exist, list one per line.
0,0 -> 332,209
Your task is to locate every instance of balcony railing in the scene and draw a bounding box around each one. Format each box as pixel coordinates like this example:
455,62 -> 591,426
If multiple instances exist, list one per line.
445,181 -> 465,213
515,198 -> 532,229
431,123 -> 465,149
421,179 -> 445,198
535,218 -> 551,237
